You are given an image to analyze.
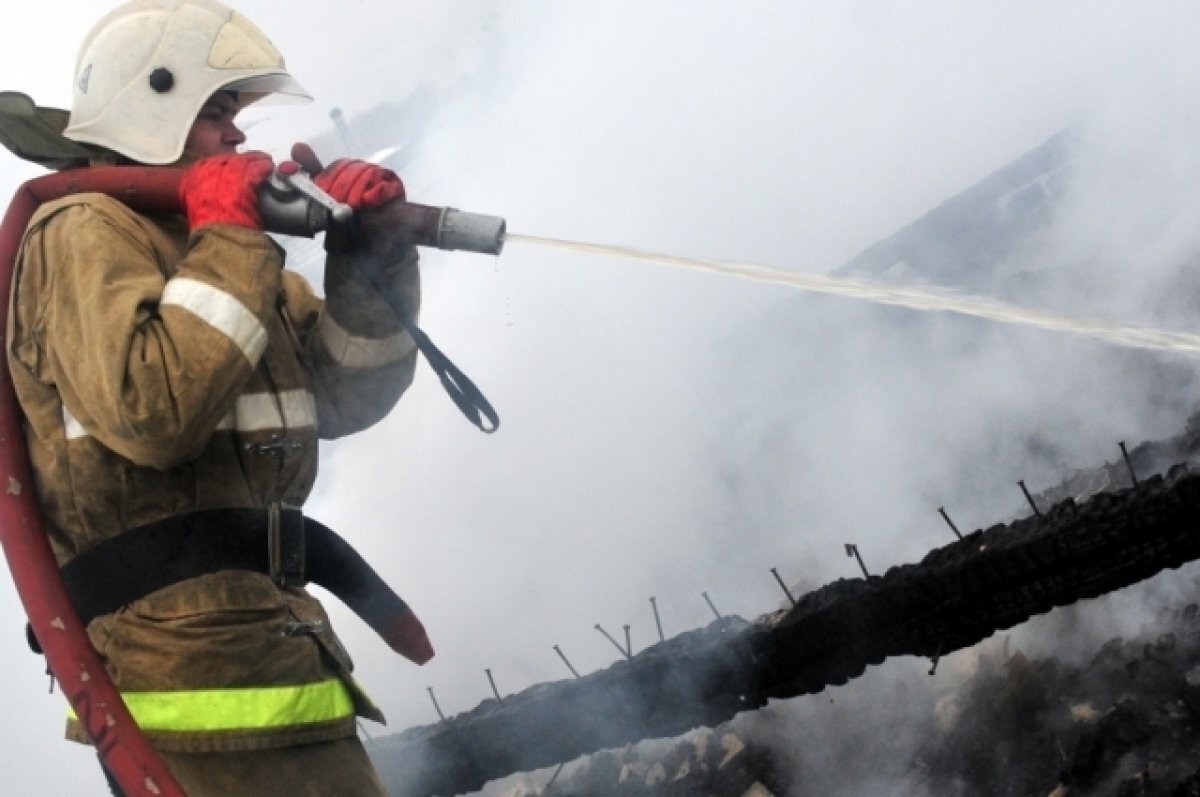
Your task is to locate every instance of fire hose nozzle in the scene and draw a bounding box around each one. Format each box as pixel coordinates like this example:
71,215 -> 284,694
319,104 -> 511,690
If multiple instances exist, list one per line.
258,166 -> 506,255
439,207 -> 507,256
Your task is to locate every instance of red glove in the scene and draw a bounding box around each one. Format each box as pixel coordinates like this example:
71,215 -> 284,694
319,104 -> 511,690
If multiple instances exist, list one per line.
314,158 -> 405,210
382,607 -> 435,665
179,151 -> 275,231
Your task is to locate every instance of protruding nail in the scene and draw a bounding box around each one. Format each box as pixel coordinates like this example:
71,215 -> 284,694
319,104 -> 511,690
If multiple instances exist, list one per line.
770,567 -> 798,606
928,640 -> 944,676
1018,480 -> 1043,518
595,623 -> 631,660
427,686 -> 446,721
624,624 -> 632,658
485,668 -> 504,704
845,544 -> 870,578
553,644 -> 581,679
650,596 -> 665,642
702,591 -> 722,620
1119,441 -> 1139,487
938,507 -> 963,540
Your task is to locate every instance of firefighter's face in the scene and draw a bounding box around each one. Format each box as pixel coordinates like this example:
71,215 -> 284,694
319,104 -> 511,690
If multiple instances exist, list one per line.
184,92 -> 246,158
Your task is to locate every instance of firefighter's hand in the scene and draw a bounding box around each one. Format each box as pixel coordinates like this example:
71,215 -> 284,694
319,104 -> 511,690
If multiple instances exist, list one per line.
290,142 -> 404,210
316,159 -> 405,210
291,142 -> 409,255
383,607 -> 435,665
179,151 -> 274,231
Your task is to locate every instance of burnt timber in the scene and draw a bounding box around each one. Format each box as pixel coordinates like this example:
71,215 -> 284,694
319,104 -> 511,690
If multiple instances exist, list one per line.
371,457 -> 1200,796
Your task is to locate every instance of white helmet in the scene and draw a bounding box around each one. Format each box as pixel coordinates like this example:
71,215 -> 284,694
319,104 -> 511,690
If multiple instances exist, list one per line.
63,0 -> 310,164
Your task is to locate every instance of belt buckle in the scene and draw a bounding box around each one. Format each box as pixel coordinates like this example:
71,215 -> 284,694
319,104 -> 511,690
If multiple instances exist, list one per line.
268,503 -> 307,587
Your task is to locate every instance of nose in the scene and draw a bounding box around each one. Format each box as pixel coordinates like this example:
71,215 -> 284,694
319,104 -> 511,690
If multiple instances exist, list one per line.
223,120 -> 246,148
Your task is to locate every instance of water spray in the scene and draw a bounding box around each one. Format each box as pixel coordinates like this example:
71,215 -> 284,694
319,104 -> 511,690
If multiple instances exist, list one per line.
504,233 -> 1200,357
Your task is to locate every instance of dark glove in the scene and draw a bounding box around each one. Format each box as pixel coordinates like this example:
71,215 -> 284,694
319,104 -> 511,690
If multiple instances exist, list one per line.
314,158 -> 405,210
382,607 -> 435,665
179,151 -> 274,231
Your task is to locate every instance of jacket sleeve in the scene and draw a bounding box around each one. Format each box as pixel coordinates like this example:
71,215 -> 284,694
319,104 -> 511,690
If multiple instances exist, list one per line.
282,237 -> 421,440
9,197 -> 282,469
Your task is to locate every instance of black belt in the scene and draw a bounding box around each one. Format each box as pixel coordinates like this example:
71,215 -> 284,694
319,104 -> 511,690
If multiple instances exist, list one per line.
29,508 -> 410,652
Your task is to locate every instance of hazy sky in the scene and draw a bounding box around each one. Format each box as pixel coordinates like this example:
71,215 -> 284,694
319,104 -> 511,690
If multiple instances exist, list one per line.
4,2 -> 1200,793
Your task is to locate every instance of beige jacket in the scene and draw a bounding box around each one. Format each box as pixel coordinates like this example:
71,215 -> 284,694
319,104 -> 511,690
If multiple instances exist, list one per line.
7,191 -> 419,752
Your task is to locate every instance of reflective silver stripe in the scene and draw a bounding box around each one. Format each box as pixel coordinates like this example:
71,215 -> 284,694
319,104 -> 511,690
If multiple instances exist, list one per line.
216,390 -> 318,433
66,391 -> 316,441
62,404 -> 87,440
277,390 -> 318,431
317,313 -> 414,368
161,277 -> 268,364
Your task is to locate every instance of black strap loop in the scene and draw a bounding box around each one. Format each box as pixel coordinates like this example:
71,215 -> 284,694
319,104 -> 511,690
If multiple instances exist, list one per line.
395,312 -> 500,434
358,252 -> 500,434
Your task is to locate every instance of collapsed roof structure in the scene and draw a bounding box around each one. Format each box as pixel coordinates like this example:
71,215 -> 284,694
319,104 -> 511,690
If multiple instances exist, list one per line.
370,425 -> 1200,796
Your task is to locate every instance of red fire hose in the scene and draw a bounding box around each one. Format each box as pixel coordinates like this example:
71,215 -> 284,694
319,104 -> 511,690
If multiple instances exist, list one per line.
0,168 -> 187,795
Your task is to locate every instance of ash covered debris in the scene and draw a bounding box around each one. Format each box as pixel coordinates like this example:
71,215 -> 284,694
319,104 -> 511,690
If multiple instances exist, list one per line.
369,449 -> 1200,796
490,725 -> 790,796
1032,416 -> 1200,509
467,594 -> 1200,797
912,599 -> 1200,796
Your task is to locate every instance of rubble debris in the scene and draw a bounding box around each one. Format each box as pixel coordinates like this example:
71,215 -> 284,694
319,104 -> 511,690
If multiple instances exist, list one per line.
475,593 -> 1200,796
531,726 -> 788,796
370,463 -> 1200,796
914,600 -> 1200,796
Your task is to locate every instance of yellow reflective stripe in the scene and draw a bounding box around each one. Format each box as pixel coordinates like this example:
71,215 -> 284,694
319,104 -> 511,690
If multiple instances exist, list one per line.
68,678 -> 353,732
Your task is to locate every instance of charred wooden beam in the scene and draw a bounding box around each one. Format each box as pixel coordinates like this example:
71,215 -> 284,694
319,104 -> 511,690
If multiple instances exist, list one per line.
370,463 -> 1200,797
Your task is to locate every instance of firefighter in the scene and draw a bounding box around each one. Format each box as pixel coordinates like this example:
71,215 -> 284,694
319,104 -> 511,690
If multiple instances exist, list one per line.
7,1 -> 431,794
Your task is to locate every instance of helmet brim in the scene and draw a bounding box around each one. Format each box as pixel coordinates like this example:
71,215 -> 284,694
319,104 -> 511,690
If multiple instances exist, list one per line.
224,73 -> 312,109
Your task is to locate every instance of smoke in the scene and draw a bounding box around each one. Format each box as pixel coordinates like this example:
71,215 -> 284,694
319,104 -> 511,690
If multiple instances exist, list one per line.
4,1 -> 1200,793
350,4 -> 1200,794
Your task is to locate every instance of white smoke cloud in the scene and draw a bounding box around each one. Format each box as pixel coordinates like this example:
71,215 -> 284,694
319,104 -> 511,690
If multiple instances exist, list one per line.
4,2 -> 1200,794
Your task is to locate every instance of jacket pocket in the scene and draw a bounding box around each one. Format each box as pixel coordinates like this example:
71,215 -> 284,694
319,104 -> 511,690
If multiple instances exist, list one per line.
127,570 -> 284,623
